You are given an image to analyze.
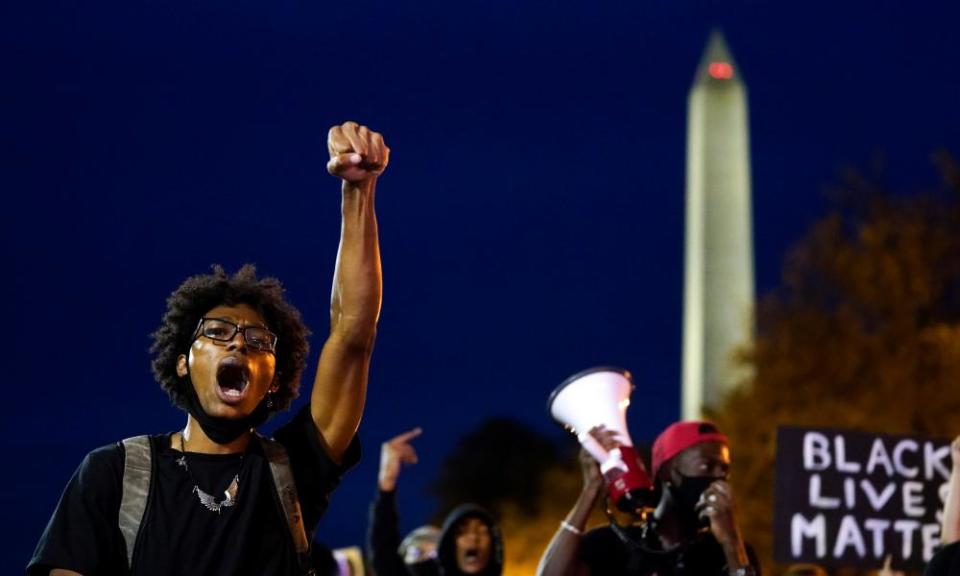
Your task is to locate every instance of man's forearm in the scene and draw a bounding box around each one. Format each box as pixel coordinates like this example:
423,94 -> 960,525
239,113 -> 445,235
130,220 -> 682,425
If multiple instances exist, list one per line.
537,486 -> 600,576
721,538 -> 750,574
310,178 -> 383,460
330,180 -> 382,346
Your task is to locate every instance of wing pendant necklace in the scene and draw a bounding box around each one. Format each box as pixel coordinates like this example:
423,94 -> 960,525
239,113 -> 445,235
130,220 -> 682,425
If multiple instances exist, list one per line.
177,432 -> 243,514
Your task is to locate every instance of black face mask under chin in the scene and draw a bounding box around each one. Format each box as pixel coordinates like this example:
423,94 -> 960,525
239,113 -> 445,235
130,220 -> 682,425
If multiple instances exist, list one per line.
180,378 -> 273,444
669,474 -> 724,531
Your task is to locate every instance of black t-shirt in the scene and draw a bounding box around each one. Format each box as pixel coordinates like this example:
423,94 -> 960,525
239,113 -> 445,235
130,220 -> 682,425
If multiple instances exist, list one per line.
926,541 -> 960,576
579,525 -> 761,576
367,489 -> 407,576
28,406 -> 361,576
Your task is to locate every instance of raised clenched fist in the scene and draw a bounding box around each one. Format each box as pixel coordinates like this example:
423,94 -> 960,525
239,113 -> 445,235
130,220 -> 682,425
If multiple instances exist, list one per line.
327,121 -> 390,184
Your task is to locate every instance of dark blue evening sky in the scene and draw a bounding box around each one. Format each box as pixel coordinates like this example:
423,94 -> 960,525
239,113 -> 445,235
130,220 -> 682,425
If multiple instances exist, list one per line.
3,1 -> 959,571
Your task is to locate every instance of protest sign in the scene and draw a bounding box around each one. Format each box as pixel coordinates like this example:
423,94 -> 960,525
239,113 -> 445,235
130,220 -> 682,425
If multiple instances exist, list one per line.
774,426 -> 951,571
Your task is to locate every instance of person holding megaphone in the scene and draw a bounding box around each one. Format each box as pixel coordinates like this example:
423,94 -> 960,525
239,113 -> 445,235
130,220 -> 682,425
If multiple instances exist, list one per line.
538,367 -> 761,576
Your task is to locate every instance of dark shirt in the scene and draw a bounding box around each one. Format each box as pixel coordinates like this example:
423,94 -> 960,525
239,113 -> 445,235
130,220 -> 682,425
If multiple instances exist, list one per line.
368,489 -> 409,576
28,406 -> 360,576
926,541 -> 960,576
579,525 -> 760,576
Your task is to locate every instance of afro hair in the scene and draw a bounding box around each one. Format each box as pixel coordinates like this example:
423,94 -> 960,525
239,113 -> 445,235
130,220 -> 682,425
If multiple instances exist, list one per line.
150,264 -> 310,413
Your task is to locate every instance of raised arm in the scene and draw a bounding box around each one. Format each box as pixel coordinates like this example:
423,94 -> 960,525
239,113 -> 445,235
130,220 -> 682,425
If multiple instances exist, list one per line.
537,449 -> 602,576
311,121 -> 388,462
368,428 -> 423,576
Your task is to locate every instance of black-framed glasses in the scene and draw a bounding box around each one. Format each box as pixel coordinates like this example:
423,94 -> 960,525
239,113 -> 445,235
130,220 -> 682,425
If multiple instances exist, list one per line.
193,318 -> 278,353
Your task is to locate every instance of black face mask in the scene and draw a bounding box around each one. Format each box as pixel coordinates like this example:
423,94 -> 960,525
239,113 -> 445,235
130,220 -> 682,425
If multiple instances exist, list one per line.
179,376 -> 273,444
669,474 -> 725,530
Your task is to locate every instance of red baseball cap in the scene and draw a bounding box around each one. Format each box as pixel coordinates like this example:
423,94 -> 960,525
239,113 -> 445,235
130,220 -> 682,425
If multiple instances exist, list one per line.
652,421 -> 728,477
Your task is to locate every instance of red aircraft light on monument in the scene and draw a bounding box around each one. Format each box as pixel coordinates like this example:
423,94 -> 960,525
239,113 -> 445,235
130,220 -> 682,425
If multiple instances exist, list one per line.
708,62 -> 734,80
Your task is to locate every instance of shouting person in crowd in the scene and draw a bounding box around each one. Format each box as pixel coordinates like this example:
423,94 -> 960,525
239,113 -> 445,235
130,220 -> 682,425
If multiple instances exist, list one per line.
368,427 -> 441,576
538,421 -> 760,576
29,121 -> 389,576
436,505 -> 503,576
368,428 -> 503,576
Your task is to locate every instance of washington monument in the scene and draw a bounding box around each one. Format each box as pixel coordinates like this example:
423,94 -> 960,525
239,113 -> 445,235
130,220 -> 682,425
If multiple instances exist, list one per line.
682,31 -> 755,419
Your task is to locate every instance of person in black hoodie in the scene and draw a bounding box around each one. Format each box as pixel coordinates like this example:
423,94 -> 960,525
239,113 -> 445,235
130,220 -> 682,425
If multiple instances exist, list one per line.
437,504 -> 504,576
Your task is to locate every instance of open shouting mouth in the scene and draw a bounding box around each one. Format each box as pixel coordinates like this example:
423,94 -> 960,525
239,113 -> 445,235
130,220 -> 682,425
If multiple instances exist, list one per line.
215,358 -> 250,405
460,547 -> 485,572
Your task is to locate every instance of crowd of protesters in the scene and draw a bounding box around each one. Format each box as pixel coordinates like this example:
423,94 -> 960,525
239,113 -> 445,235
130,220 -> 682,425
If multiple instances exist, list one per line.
25,121 -> 960,576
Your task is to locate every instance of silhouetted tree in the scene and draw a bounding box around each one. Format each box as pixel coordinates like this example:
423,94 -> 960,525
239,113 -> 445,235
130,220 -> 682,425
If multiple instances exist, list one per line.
430,418 -> 564,521
715,152 -> 960,576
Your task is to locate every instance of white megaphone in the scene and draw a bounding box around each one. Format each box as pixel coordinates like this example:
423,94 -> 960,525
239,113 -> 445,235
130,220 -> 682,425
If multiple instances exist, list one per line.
547,366 -> 655,512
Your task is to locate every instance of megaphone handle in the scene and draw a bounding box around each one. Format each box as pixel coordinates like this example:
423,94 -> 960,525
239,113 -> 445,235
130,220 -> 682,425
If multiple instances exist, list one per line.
576,432 -> 609,464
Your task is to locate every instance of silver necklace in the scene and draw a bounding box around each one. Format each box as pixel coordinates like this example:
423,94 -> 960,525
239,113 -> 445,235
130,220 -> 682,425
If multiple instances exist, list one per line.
176,433 -> 242,514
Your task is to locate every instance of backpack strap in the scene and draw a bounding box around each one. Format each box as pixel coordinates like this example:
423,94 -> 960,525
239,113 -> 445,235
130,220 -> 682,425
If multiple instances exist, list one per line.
119,435 -> 153,571
257,434 -> 311,557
